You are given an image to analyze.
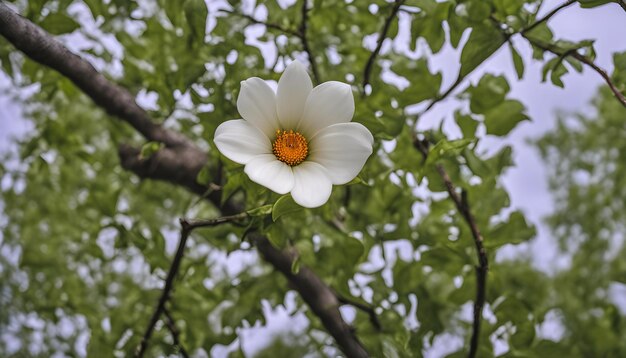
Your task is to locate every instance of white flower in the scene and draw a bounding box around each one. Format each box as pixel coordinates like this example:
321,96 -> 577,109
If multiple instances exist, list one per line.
213,60 -> 374,208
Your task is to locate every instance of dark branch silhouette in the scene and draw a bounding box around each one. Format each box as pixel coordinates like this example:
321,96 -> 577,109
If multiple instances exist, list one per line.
417,0 -> 578,118
223,3 -> 320,83
0,5 -> 369,356
521,0 -> 576,35
0,2 -> 190,148
221,9 -> 301,37
135,213 -> 248,357
523,36 -> 626,107
362,0 -> 405,92
413,139 -> 488,358
299,0 -> 320,84
163,308 -> 190,358
337,294 -> 381,331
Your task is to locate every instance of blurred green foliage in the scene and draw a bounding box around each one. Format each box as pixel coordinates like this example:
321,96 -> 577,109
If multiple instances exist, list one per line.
0,0 -> 625,357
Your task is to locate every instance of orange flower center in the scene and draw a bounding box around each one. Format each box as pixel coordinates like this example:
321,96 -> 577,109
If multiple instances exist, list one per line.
272,130 -> 308,166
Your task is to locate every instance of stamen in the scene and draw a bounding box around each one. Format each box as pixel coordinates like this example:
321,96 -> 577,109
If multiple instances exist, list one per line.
272,130 -> 308,166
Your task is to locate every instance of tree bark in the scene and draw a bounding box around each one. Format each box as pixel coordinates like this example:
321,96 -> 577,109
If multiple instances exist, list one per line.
0,4 -> 369,357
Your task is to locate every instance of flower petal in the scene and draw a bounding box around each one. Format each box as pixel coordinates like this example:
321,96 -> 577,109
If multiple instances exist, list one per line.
237,77 -> 280,138
309,123 -> 374,185
298,81 -> 355,138
290,161 -> 332,208
214,120 -> 272,164
244,154 -> 294,195
276,60 -> 313,130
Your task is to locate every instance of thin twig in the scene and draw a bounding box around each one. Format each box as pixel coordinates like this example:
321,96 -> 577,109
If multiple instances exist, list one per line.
523,36 -> 626,107
416,76 -> 463,118
413,139 -> 488,358
520,0 -> 576,35
440,171 -> 487,358
221,9 -> 301,37
135,213 -> 248,357
163,308 -> 190,358
299,0 -> 320,84
362,0 -> 406,93
2,3 -> 370,355
337,294 -> 381,331
416,0 -> 577,118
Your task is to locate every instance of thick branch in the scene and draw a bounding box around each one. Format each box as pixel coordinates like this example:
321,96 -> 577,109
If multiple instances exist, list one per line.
4,2 -> 368,355
413,140 -> 488,358
523,36 -> 626,107
251,234 -> 368,357
119,145 -> 369,358
299,0 -> 320,84
0,3 -> 190,147
362,0 -> 405,92
135,214 -> 248,357
121,146 -> 369,358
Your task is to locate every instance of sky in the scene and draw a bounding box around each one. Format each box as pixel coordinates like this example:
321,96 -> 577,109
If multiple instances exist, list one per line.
1,0 -> 626,356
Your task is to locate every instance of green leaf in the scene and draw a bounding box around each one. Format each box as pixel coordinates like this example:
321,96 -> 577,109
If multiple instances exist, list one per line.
612,51 -> 626,92
195,166 -> 212,185
346,175 -> 371,186
511,321 -> 536,348
139,141 -> 164,159
221,171 -> 245,205
40,13 -> 80,35
246,205 -> 273,217
468,74 -> 510,114
426,138 -> 474,165
578,0 -> 613,8
459,23 -> 505,77
464,149 -> 492,178
484,100 -> 529,136
291,256 -> 301,274
184,0 -> 208,40
485,211 -> 536,248
465,0 -> 492,22
509,43 -> 525,79
455,111 -> 479,138
272,195 -> 304,221
411,2 -> 452,54
394,59 -> 442,103
494,0 -> 524,15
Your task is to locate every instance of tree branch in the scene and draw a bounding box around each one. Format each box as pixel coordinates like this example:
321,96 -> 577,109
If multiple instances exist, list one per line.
163,308 -> 190,358
413,139 -> 488,358
523,35 -> 626,107
417,0 -> 577,118
362,0 -> 405,92
251,234 -> 368,357
520,0 -> 576,35
125,149 -> 370,356
299,0 -> 320,84
337,294 -> 381,331
221,9 -> 302,37
135,214 -> 248,357
121,145 -> 369,357
0,4 -> 368,354
0,2 -> 190,148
